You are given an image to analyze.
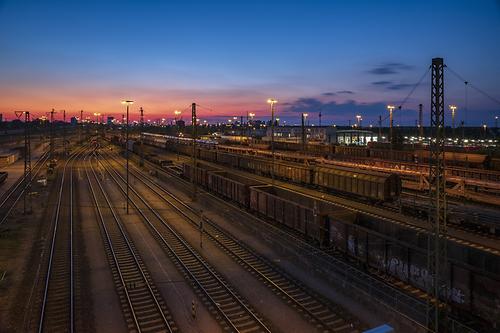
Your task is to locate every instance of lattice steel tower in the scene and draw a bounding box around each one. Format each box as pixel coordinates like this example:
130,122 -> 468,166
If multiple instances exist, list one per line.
427,57 -> 448,332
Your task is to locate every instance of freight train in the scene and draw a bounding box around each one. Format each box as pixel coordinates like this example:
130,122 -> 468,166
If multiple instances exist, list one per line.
181,161 -> 500,330
142,133 -> 401,202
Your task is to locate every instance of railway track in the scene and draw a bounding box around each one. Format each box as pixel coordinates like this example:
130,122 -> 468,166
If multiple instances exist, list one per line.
0,150 -> 50,226
85,153 -> 177,333
111,146 -> 483,331
164,150 -> 500,255
37,148 -> 84,332
103,150 -> 363,333
95,153 -> 272,333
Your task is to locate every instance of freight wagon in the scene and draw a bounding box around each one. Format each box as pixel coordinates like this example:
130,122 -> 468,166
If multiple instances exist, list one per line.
334,145 -> 370,158
314,166 -> 401,202
181,163 -> 500,328
182,162 -> 220,188
249,185 -> 331,243
208,171 -> 263,207
141,133 -> 402,202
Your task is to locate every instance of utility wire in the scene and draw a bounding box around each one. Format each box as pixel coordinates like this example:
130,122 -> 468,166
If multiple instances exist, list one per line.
381,66 -> 430,123
446,66 -> 500,106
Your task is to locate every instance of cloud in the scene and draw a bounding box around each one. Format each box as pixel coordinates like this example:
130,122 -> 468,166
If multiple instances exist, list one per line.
368,62 -> 414,75
337,90 -> 354,94
322,92 -> 336,96
282,97 -> 389,123
372,81 -> 391,85
387,83 -> 414,90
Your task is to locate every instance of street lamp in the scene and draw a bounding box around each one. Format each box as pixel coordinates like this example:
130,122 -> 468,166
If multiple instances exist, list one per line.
356,115 -> 362,128
302,113 -> 308,150
121,100 -> 134,214
267,98 -> 277,184
449,105 -> 457,138
247,112 -> 255,137
387,105 -> 395,143
93,112 -> 101,124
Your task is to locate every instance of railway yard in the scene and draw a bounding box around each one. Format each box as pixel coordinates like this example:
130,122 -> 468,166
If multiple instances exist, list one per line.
0,131 -> 498,333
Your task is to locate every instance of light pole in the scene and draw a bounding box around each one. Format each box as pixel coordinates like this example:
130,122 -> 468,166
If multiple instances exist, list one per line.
387,105 -> 395,144
449,105 -> 457,138
121,100 -> 134,214
248,112 -> 255,138
301,113 -> 308,150
267,98 -> 277,185
356,115 -> 362,128
483,124 -> 487,139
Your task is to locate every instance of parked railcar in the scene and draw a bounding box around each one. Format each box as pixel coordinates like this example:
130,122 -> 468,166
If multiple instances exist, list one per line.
182,162 -> 220,187
181,159 -> 500,328
249,185 -> 330,244
207,171 -> 262,207
314,166 -> 401,202
334,145 -> 370,158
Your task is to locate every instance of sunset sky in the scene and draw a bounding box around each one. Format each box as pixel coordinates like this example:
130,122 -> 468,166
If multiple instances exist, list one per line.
0,0 -> 499,125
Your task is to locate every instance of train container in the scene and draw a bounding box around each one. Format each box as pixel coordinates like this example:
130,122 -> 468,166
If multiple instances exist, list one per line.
216,151 -> 240,168
238,156 -> 312,184
369,148 -> 417,163
490,157 -> 500,171
331,212 -> 500,326
0,171 -> 7,184
314,166 -> 401,202
415,150 -> 488,168
250,185 -> 334,243
182,162 -> 220,188
334,145 -> 370,158
199,148 -> 217,162
207,171 -> 263,207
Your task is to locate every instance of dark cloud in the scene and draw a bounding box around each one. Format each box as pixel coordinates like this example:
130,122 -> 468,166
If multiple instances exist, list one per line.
282,97 -> 388,122
368,62 -> 414,75
387,83 -> 414,90
372,81 -> 391,85
336,90 -> 354,94
322,92 -> 336,96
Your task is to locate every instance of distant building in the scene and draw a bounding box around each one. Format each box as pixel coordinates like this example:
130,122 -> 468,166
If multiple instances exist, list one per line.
264,126 -> 377,145
176,119 -> 185,127
70,117 -> 78,126
335,129 -> 377,145
107,116 -> 114,125
0,114 -> 3,123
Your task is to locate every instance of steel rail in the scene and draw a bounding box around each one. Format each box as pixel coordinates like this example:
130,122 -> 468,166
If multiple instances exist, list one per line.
85,153 -> 175,333
118,147 -> 479,332
96,153 -> 271,333
103,150 -> 362,332
38,147 -> 84,333
0,151 -> 50,225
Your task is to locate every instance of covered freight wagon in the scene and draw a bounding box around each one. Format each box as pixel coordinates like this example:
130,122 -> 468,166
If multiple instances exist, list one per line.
314,166 -> 401,202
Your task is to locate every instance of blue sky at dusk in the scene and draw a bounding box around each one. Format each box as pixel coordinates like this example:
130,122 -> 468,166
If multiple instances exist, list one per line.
0,0 -> 499,125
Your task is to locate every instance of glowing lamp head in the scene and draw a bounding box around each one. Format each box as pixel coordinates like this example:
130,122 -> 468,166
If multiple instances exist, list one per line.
121,100 -> 134,105
267,98 -> 277,105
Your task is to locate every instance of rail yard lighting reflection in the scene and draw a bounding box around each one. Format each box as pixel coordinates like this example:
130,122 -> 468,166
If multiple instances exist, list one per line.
121,100 -> 134,214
